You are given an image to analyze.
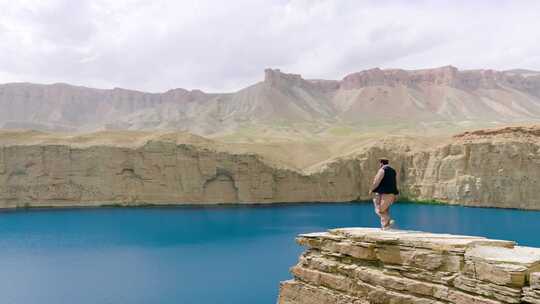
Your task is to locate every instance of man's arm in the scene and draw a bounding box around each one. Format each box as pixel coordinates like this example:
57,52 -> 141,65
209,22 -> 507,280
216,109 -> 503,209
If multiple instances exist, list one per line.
395,169 -> 400,196
370,168 -> 385,194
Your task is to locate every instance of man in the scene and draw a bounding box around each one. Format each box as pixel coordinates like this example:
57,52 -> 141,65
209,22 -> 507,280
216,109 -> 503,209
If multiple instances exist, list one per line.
369,158 -> 399,230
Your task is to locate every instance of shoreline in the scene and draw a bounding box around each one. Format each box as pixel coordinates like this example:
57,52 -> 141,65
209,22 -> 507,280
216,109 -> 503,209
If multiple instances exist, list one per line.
1,198 -> 537,213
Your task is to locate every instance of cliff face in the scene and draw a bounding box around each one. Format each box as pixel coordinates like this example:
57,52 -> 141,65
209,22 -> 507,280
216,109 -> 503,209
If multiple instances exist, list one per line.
278,228 -> 540,304
308,126 -> 540,210
404,138 -> 540,209
0,126 -> 539,209
0,132 -> 362,208
403,126 -> 540,209
340,66 -> 540,92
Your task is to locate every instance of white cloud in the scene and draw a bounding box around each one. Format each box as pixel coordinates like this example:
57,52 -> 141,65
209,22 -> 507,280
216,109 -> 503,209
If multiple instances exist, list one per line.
0,0 -> 539,92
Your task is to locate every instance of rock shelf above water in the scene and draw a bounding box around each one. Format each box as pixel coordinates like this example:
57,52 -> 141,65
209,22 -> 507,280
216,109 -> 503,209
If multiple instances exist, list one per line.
278,228 -> 540,304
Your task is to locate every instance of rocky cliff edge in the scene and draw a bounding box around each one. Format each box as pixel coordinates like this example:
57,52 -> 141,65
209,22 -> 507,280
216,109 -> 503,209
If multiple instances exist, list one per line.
278,228 -> 540,304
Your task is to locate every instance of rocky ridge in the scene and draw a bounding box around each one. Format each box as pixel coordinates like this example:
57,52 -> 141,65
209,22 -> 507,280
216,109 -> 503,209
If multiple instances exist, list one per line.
278,228 -> 540,304
0,125 -> 539,209
2,66 -> 540,135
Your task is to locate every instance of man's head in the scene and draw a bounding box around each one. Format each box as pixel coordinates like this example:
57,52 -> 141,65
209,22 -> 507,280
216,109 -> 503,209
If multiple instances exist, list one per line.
379,158 -> 389,167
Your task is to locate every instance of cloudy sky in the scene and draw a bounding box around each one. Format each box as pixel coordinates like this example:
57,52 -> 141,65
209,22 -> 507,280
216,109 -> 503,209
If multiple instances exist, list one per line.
0,0 -> 539,92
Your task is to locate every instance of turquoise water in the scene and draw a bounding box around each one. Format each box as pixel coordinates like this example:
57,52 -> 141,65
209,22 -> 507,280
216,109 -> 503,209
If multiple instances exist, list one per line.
0,202 -> 539,304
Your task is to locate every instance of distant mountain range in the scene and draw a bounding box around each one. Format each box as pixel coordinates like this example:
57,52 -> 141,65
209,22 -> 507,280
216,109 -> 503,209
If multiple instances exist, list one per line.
2,66 -> 540,135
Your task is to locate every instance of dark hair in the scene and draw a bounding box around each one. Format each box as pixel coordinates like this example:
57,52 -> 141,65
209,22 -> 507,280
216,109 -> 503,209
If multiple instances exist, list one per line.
379,158 -> 389,165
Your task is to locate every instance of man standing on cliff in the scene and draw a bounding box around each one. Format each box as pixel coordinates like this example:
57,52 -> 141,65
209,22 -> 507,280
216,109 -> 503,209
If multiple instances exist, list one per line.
369,158 -> 399,230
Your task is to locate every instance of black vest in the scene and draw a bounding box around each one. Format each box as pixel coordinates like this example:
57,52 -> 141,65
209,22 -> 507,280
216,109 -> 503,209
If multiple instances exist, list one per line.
373,166 -> 399,194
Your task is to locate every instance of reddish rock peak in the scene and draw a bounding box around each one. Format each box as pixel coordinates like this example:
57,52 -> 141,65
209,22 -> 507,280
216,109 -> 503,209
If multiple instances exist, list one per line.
264,68 -> 304,87
339,66 -> 540,91
340,66 -> 459,89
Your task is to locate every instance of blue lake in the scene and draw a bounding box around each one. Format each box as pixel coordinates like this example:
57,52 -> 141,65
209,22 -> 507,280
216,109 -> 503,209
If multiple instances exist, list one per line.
0,202 -> 539,304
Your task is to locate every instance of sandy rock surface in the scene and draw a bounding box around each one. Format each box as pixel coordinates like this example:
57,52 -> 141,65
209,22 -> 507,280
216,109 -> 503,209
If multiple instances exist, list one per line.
278,228 -> 540,304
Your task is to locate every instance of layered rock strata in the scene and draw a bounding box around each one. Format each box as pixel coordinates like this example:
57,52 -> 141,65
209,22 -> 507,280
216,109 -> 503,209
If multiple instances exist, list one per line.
0,131 -> 362,208
361,126 -> 540,209
278,228 -> 540,304
0,125 -> 540,209
2,66 -> 540,134
305,125 -> 540,210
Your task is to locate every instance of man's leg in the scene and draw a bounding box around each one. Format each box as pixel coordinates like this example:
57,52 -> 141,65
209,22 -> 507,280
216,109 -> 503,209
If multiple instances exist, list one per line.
379,207 -> 390,228
372,194 -> 383,227
379,194 -> 396,228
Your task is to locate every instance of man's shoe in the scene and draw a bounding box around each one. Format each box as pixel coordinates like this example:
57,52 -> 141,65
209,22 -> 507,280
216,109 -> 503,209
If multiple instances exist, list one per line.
382,220 -> 396,230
